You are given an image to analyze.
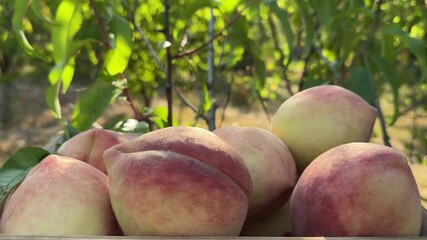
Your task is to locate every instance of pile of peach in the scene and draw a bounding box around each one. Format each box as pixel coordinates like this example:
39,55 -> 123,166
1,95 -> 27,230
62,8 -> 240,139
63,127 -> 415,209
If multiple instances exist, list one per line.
0,85 -> 425,237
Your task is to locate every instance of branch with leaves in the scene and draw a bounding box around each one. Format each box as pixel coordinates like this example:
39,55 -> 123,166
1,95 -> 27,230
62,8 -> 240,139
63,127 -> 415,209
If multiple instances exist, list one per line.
173,1 -> 252,59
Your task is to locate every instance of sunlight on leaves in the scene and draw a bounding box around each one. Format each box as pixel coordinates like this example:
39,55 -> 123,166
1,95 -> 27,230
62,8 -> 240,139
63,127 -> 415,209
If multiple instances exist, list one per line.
71,79 -> 127,131
102,14 -> 133,76
52,0 -> 82,64
45,82 -> 62,119
12,0 -> 45,60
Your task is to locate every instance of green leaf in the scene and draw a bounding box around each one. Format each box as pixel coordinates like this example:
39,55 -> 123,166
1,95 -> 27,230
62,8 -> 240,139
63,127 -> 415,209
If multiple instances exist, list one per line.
48,39 -> 95,93
371,55 -> 400,125
12,0 -> 31,36
172,0 -> 220,40
403,36 -> 427,83
198,77 -> 212,115
224,43 -> 244,69
64,122 -> 80,141
294,0 -> 315,57
30,0 -> 54,24
382,25 -> 427,82
112,0 -> 122,14
152,106 -> 168,128
151,106 -> 174,129
12,0 -> 45,60
47,58 -> 75,95
253,57 -> 266,98
219,0 -> 245,13
133,121 -> 150,133
316,0 -> 336,30
60,57 -> 76,94
0,147 -> 50,201
74,24 -> 102,41
228,15 -> 266,99
113,119 -> 150,133
382,25 -> 406,36
182,0 -> 219,20
71,79 -> 127,131
48,64 -> 63,85
346,66 -> 375,106
67,39 -> 98,59
101,14 -> 133,76
227,19 -> 250,65
101,114 -> 128,130
50,0 -> 82,97
380,28 -> 394,61
52,0 -> 82,64
45,82 -> 62,119
267,1 -> 294,60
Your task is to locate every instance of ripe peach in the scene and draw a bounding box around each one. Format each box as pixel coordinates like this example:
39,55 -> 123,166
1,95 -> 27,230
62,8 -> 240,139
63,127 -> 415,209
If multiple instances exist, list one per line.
0,155 -> 121,235
270,85 -> 377,174
290,142 -> 422,237
104,126 -> 252,236
57,128 -> 138,174
214,126 -> 297,219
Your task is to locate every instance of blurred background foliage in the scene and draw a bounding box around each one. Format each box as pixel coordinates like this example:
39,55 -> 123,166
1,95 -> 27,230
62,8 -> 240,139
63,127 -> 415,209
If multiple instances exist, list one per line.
0,0 -> 426,162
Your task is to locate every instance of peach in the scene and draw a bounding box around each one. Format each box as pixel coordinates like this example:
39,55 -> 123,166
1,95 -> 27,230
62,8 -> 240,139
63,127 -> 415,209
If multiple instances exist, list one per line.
0,155 -> 121,235
290,142 -> 422,237
103,126 -> 252,236
57,128 -> 139,174
214,126 -> 297,220
270,85 -> 377,174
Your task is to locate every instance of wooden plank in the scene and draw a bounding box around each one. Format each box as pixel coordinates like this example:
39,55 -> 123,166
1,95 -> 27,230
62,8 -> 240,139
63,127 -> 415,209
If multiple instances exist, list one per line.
0,237 -> 425,240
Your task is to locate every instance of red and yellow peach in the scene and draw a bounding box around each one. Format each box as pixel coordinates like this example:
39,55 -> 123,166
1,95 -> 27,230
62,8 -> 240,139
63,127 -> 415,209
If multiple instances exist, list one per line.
270,85 -> 377,174
104,126 -> 252,236
0,155 -> 120,235
290,142 -> 422,237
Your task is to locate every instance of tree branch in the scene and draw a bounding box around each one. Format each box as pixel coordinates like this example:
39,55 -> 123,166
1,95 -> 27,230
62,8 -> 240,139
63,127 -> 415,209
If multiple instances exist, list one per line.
219,77 -> 235,128
123,84 -> 146,121
267,14 -> 294,96
340,0 -> 384,82
90,0 -> 143,123
362,51 -> 391,147
173,86 -> 198,114
122,0 -> 166,75
89,0 -> 111,49
312,40 -> 343,81
206,7 -> 216,131
173,1 -> 252,59
164,0 -> 173,126
297,45 -> 314,91
123,0 -> 205,124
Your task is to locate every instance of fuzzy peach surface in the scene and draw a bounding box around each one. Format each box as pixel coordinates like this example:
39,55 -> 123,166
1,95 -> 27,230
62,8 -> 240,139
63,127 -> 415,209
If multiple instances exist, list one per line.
105,150 -> 248,236
112,126 -> 252,196
214,126 -> 297,219
103,126 -> 251,236
0,155 -> 120,236
270,85 -> 377,174
290,142 -> 422,237
57,128 -> 135,174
